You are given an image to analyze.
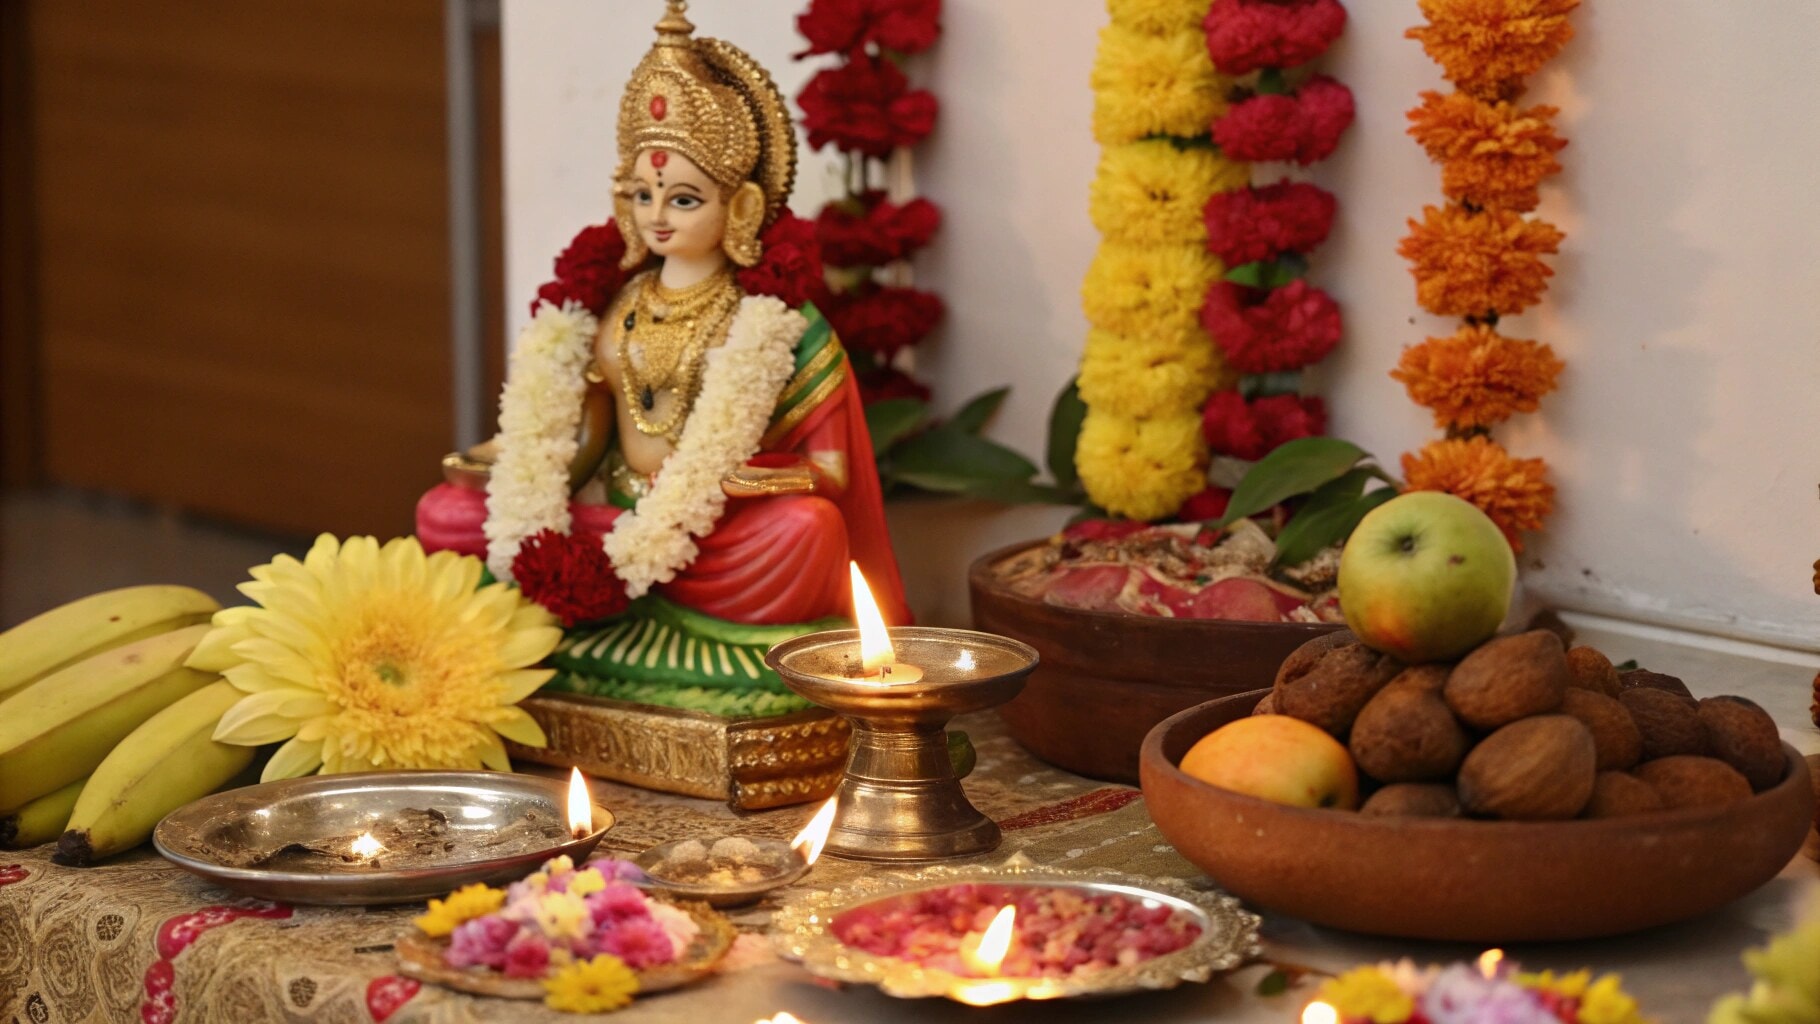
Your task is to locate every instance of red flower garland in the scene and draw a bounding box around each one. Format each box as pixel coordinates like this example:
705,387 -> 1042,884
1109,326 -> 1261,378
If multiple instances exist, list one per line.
511,529 -> 630,627
798,55 -> 939,159
1202,181 -> 1336,267
1211,75 -> 1355,165
532,223 -> 629,317
825,285 -> 945,359
796,0 -> 942,58
736,213 -> 829,310
1201,391 -> 1328,462
1201,279 -> 1341,374
816,194 -> 943,268
1204,0 -> 1347,75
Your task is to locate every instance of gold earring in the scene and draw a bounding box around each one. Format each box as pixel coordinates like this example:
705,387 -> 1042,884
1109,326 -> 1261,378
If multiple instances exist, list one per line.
723,182 -> 765,268
615,191 -> 647,270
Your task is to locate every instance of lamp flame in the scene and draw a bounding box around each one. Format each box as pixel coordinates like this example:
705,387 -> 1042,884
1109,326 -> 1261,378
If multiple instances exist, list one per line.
1479,948 -> 1504,979
1302,1001 -> 1338,1024
754,1015 -> 807,1024
972,905 -> 1017,975
849,562 -> 895,671
567,768 -> 593,837
790,797 -> 837,867
350,832 -> 383,859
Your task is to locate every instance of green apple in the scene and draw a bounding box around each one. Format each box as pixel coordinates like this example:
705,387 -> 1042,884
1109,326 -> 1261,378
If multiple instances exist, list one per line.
1338,491 -> 1515,663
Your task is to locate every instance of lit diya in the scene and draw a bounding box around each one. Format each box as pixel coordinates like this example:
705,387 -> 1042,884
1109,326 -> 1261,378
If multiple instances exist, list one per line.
632,797 -> 837,907
764,565 -> 1039,861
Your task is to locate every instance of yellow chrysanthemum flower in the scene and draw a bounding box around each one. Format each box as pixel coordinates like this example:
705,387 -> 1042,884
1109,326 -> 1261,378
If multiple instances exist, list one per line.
1081,242 -> 1222,340
1091,25 -> 1227,145
1578,974 -> 1647,1024
194,534 -> 561,780
1108,0 -> 1214,36
414,883 -> 506,938
1315,966 -> 1417,1024
567,867 -> 607,898
534,890 -> 593,943
1078,328 -> 1225,419
544,954 -> 639,1014
1516,968 -> 1593,999
1090,141 -> 1249,246
1076,408 -> 1207,521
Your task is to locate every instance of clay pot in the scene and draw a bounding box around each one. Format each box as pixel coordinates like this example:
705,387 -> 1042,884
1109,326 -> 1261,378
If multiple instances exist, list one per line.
968,542 -> 1343,783
1139,689 -> 1816,942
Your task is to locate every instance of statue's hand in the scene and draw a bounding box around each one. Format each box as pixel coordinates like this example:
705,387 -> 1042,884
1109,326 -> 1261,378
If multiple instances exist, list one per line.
721,457 -> 817,498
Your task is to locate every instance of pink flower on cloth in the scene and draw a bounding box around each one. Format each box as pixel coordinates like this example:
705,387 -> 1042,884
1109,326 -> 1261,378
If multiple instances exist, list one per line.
595,916 -> 678,969
446,915 -> 519,970
502,929 -> 553,978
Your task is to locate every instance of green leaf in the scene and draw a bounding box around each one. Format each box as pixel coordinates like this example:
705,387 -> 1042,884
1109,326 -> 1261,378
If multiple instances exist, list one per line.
1239,371 -> 1304,400
1273,485 -> 1398,568
865,398 -> 928,457
1222,253 -> 1307,289
1255,68 -> 1289,96
893,426 -> 1039,482
1256,969 -> 1290,996
1046,379 -> 1088,489
1213,437 -> 1368,528
947,387 -> 1009,436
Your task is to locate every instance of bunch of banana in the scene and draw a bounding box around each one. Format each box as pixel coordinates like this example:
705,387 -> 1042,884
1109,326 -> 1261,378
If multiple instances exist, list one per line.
0,585 -> 259,859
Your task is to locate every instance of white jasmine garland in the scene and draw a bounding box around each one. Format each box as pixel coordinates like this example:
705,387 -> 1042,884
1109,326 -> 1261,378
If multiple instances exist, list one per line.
484,301 -> 597,579
603,295 -> 801,596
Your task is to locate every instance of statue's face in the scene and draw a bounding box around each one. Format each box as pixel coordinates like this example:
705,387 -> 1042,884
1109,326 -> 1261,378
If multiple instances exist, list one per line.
628,149 -> 728,263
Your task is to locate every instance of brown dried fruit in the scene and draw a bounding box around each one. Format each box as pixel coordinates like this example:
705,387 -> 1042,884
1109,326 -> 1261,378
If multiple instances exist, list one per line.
1361,783 -> 1462,818
1564,646 -> 1621,697
1386,664 -> 1451,694
1581,771 -> 1664,818
1635,756 -> 1752,809
1350,683 -> 1470,783
1619,669 -> 1694,700
1276,641 -> 1402,738
1274,629 -> 1358,691
1559,689 -> 1643,771
1698,696 -> 1785,791
1252,691 -> 1279,716
1619,688 -> 1705,761
1443,630 -> 1569,731
1457,715 -> 1597,820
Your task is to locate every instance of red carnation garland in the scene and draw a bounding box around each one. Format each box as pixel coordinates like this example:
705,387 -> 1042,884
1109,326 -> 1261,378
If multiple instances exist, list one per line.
511,529 -> 630,627
1197,2 -> 1351,479
795,0 -> 946,407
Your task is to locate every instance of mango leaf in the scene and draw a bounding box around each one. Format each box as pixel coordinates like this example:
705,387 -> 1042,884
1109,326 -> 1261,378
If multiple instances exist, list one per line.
1272,485 -> 1398,568
892,426 -> 1039,483
1213,437 -> 1367,528
1046,379 -> 1087,489
865,398 -> 927,457
947,387 -> 1009,437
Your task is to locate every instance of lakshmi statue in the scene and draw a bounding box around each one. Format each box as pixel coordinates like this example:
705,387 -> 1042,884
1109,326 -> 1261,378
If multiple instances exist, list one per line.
417,1 -> 908,711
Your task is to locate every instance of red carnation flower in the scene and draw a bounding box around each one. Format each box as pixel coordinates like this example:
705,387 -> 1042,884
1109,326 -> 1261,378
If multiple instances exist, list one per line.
1178,486 -> 1234,522
1203,180 -> 1337,266
799,56 -> 939,158
818,194 -> 943,267
1204,0 -> 1347,75
511,529 -> 630,628
736,212 -> 828,309
1212,75 -> 1355,165
1201,279 -> 1342,373
532,222 -> 631,317
797,0 -> 942,58
1201,390 -> 1327,461
825,285 -> 944,358
858,366 -> 932,406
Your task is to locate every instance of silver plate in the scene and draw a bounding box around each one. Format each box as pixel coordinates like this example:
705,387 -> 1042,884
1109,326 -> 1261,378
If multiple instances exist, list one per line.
769,853 -> 1261,1005
633,836 -> 810,907
153,771 -> 615,906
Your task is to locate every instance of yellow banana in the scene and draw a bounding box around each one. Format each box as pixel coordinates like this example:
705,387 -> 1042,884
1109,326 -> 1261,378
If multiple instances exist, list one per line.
0,776 -> 86,850
0,623 -> 216,811
55,680 -> 254,866
0,585 -> 219,698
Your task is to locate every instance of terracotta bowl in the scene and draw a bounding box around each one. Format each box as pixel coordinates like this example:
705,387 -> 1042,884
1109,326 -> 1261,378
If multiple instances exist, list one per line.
968,542 -> 1343,783
1139,689 -> 1818,943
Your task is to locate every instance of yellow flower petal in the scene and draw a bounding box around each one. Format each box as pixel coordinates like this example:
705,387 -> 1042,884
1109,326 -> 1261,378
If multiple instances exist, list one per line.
262,736 -> 325,781
474,730 -> 512,772
499,668 -> 555,704
498,625 -> 563,670
489,706 -> 547,748
227,637 -> 319,689
215,687 -> 329,745
186,609 -> 256,672
223,662 -> 304,695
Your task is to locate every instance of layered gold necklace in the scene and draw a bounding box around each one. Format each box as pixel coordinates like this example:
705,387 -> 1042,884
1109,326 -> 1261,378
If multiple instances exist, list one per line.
615,269 -> 741,442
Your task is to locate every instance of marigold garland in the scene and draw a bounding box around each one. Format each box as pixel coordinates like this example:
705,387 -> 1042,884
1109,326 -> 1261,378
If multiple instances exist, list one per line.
1392,323 -> 1564,432
1402,435 -> 1554,551
1201,278 -> 1342,374
1091,24 -> 1228,146
1089,140 -> 1249,247
1082,242 -> 1224,342
1109,0 -> 1215,37
1407,90 -> 1567,212
1399,203 -> 1563,318
1406,0 -> 1579,101
1079,328 -> 1223,420
1077,410 -> 1209,522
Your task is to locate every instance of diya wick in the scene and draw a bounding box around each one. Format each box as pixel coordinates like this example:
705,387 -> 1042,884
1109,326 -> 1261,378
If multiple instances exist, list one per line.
764,567 -> 1038,862
348,832 -> 385,865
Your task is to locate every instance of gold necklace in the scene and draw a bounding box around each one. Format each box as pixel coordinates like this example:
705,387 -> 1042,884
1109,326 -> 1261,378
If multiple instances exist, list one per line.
616,270 -> 740,442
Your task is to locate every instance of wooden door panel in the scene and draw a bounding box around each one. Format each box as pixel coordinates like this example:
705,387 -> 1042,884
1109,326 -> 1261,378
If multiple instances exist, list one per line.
31,0 -> 453,538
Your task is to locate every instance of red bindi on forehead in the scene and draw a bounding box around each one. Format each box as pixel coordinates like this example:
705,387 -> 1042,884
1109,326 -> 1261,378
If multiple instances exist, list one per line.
650,149 -> 669,169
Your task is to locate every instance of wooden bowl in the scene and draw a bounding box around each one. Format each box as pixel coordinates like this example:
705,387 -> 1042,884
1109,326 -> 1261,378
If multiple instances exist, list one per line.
1139,689 -> 1818,942
968,542 -> 1343,783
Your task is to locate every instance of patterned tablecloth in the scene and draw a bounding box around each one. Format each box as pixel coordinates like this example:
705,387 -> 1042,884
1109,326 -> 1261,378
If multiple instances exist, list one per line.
0,713 -> 1200,1024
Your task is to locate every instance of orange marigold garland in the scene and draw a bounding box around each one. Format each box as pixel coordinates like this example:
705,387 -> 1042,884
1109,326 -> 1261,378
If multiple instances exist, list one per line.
1395,0 -> 1577,548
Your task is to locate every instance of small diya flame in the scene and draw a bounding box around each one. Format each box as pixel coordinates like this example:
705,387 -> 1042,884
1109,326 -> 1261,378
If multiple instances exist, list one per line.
567,767 -> 593,838
1478,948 -> 1505,979
790,797 -> 837,867
754,1014 -> 807,1024
1302,1001 -> 1339,1024
962,904 -> 1017,976
850,562 -> 895,672
350,832 -> 384,859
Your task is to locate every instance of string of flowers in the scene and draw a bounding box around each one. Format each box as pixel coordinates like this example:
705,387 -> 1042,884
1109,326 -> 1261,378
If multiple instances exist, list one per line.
1308,950 -> 1650,1024
1196,0 -> 1353,520
1074,0 -> 1247,522
1393,0 -> 1577,551
793,0 -> 945,406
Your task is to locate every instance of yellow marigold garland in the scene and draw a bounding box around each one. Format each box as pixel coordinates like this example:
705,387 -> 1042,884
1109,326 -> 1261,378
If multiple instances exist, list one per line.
1396,0 -> 1577,547
1077,4 -> 1241,519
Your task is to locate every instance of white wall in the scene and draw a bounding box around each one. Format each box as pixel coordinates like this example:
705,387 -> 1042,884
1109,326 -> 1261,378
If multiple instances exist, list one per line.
503,0 -> 1820,651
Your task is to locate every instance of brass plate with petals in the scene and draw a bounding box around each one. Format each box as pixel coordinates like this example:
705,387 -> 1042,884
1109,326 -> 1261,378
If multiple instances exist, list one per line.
768,853 -> 1261,1005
